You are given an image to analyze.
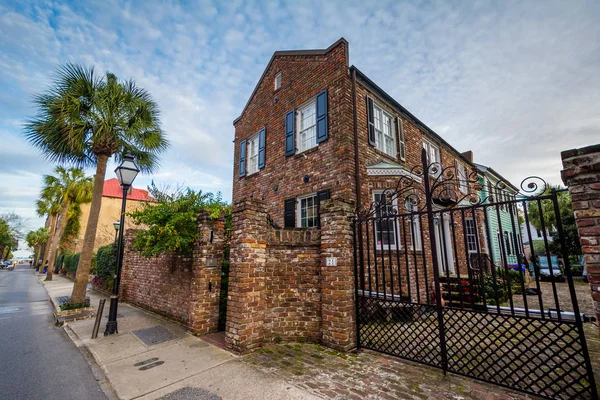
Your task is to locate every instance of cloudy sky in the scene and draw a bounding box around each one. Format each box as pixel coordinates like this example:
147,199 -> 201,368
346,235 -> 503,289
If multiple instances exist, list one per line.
1,0 -> 599,254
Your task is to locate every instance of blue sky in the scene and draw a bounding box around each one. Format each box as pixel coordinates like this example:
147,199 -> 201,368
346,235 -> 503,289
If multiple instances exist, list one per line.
1,0 -> 600,254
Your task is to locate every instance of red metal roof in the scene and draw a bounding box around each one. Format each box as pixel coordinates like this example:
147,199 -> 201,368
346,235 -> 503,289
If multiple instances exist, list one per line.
102,178 -> 153,201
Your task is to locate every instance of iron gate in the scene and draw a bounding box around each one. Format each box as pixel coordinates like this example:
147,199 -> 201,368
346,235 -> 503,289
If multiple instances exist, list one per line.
353,150 -> 598,399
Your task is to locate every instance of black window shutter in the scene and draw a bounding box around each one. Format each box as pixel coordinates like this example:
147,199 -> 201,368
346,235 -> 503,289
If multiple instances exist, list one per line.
285,109 -> 295,156
258,127 -> 266,169
316,89 -> 328,143
366,96 -> 376,146
239,139 -> 247,178
316,189 -> 330,226
284,198 -> 296,228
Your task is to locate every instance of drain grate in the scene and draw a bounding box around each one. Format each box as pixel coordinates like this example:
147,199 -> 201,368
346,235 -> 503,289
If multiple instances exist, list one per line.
55,296 -> 90,306
133,325 -> 176,346
134,357 -> 159,367
139,360 -> 164,370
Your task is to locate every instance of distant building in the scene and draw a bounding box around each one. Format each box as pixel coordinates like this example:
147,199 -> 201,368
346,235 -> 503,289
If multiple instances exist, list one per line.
474,163 -> 522,266
70,178 -> 153,253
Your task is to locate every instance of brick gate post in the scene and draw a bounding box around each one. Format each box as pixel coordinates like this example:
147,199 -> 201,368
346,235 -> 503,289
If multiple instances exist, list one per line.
188,212 -> 225,335
225,198 -> 268,353
319,198 -> 357,351
561,144 -> 600,330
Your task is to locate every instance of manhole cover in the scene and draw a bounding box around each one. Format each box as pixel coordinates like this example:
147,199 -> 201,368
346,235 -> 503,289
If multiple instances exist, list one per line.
133,325 -> 176,346
104,314 -> 125,319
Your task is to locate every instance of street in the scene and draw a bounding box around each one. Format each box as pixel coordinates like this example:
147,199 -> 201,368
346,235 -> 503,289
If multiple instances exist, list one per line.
0,264 -> 106,400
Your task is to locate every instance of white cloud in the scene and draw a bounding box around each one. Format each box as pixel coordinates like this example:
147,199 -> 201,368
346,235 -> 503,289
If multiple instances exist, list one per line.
1,0 -> 599,236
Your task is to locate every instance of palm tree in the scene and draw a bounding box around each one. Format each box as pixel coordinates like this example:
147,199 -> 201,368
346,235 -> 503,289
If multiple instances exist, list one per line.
36,186 -> 61,274
25,63 -> 168,303
25,228 -> 49,268
38,167 -> 93,280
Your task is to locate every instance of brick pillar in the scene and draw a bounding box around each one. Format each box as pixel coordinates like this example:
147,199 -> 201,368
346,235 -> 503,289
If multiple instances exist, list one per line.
561,144 -> 600,329
188,212 -> 225,335
319,198 -> 357,351
225,198 -> 268,353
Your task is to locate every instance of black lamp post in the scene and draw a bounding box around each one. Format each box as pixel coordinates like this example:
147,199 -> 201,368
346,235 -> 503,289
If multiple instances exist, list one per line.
105,152 -> 139,336
113,221 -> 120,242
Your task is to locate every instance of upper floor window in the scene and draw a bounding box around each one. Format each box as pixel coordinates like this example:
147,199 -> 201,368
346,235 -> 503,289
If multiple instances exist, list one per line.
247,133 -> 260,175
456,161 -> 468,193
285,90 -> 328,157
238,127 -> 266,178
373,104 -> 396,157
423,139 -> 441,175
274,73 -> 281,90
297,99 -> 317,153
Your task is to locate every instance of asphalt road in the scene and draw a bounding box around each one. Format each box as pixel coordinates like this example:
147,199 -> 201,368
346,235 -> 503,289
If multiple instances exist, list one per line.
0,264 -> 106,400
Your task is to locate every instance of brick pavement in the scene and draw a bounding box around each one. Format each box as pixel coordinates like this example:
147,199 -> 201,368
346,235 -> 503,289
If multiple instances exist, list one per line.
242,342 -> 539,400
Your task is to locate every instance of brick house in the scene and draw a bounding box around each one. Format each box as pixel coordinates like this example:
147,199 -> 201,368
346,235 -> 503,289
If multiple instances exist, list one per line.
227,38 -> 499,352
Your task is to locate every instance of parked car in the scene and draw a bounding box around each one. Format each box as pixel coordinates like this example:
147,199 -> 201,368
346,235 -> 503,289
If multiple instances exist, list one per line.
535,255 -> 565,282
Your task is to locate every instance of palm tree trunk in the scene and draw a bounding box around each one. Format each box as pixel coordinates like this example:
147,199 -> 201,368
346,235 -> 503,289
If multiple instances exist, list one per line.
34,246 -> 42,269
71,154 -> 108,304
46,202 -> 70,281
41,214 -> 57,275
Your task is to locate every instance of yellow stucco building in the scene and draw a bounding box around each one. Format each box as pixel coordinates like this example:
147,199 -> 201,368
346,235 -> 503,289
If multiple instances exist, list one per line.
71,178 -> 153,253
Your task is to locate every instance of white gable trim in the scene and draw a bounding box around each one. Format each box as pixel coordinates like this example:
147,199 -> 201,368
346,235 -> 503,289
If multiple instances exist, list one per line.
366,166 -> 422,183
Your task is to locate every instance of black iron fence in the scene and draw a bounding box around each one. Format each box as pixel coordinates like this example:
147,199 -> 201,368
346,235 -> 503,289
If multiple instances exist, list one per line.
353,149 -> 598,399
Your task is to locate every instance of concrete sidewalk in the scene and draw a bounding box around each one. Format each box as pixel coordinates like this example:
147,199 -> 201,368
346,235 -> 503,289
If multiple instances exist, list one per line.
39,273 -> 319,400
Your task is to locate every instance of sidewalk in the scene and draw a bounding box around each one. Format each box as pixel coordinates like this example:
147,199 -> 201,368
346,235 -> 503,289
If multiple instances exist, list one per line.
39,273 -> 319,400
38,273 -> 541,400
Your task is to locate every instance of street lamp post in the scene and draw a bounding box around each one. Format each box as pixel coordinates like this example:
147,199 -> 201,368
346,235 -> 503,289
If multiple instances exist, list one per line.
113,221 -> 120,242
104,152 -> 139,336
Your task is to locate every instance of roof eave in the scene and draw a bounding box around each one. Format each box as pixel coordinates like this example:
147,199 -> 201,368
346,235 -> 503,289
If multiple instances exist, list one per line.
350,65 -> 475,169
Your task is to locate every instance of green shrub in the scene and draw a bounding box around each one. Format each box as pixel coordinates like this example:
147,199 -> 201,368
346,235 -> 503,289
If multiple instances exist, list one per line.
96,243 -> 117,278
55,253 -> 65,269
63,252 -> 80,274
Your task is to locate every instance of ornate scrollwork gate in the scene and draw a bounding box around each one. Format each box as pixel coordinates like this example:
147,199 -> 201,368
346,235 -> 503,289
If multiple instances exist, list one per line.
353,149 -> 598,399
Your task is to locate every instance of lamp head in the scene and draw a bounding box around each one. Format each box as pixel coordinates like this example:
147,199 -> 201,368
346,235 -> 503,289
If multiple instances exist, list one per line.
115,152 -> 140,188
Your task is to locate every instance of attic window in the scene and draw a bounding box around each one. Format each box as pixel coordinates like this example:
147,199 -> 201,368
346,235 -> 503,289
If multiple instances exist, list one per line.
274,73 -> 281,90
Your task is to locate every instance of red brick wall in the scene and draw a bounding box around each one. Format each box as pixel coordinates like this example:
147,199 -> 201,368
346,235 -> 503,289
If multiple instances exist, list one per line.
119,215 -> 225,334
120,234 -> 193,324
264,229 -> 321,342
232,40 -> 355,227
561,144 -> 600,329
226,199 -> 323,352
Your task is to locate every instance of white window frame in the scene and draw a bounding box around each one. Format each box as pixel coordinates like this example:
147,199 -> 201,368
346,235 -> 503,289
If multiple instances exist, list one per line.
274,73 -> 281,90
504,231 -> 513,256
423,139 -> 441,176
246,133 -> 260,175
296,193 -> 318,228
456,161 -> 468,193
296,98 -> 317,154
373,103 -> 396,158
464,217 -> 478,254
405,199 -> 422,250
373,190 -> 400,250
397,117 -> 406,161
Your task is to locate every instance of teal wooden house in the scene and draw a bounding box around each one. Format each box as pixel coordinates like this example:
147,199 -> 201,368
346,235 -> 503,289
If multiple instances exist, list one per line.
474,163 -> 522,266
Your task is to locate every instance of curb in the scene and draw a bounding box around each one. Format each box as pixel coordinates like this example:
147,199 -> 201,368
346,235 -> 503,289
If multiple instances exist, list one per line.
36,275 -> 96,325
64,325 -> 120,400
